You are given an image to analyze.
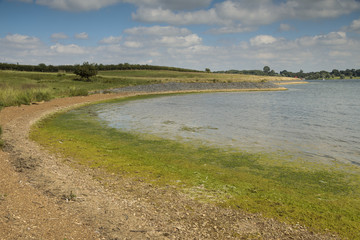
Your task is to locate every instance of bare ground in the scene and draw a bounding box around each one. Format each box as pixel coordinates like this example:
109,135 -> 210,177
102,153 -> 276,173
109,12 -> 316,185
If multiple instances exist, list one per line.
0,92 -> 340,239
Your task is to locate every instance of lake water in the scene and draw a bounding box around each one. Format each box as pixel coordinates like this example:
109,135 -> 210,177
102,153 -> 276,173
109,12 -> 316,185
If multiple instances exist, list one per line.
93,80 -> 360,166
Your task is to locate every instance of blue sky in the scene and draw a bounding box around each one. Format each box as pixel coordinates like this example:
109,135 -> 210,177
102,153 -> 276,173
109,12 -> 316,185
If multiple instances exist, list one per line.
1,0 -> 360,72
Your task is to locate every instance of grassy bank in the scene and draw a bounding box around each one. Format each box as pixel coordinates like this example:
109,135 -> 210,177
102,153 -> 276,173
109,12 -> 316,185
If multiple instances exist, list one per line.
30,95 -> 360,239
0,70 -> 295,107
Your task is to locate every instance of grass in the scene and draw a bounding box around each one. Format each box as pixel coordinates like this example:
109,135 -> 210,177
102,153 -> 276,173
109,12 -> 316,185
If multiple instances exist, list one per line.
0,70 -> 295,108
30,95 -> 360,239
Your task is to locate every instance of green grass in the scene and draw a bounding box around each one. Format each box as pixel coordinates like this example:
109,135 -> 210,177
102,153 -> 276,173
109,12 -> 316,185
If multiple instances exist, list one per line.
30,95 -> 360,239
0,69 -> 295,108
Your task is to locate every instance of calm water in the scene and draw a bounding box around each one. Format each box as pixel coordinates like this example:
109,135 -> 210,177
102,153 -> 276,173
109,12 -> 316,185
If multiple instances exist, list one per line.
93,80 -> 360,165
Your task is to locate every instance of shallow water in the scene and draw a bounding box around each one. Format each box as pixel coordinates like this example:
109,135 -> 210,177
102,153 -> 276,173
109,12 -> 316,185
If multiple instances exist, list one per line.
91,80 -> 360,165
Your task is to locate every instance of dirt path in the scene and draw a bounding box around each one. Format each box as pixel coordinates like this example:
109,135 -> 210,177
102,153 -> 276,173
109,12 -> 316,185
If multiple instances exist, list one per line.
0,93 -> 339,239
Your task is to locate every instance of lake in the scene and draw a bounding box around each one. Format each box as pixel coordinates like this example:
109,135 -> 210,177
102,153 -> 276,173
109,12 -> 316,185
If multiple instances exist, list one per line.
93,80 -> 360,166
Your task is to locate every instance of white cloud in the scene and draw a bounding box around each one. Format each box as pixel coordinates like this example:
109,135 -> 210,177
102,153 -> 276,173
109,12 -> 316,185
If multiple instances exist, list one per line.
99,36 -> 122,44
346,18 -> 360,33
50,43 -> 87,54
208,24 -> 255,34
250,35 -> 279,46
1,34 -> 43,49
125,25 -> 191,36
75,32 -> 89,39
279,23 -> 293,32
132,0 -> 360,33
132,7 -> 222,25
31,0 -> 211,12
123,41 -> 143,48
35,0 -> 121,11
1,27 -> 360,72
159,34 -> 202,47
125,0 -> 211,11
51,32 -> 68,41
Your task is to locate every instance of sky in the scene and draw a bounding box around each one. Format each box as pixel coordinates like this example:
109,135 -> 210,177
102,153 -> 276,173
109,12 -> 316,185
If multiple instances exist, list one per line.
1,0 -> 360,72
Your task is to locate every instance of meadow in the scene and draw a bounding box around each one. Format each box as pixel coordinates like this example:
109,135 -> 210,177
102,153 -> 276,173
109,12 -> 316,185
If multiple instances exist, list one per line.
0,70 -> 293,107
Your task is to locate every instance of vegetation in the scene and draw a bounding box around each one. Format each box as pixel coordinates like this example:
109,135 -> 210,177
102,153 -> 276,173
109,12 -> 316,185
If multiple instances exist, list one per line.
31,95 -> 360,239
0,69 -> 293,108
0,62 -> 200,73
1,62 -> 359,80
216,66 -> 360,80
74,62 -> 98,81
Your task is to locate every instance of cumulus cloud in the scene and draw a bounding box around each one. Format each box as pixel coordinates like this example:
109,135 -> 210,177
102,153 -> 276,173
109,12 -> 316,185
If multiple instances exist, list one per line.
122,26 -> 203,49
250,35 -> 279,46
345,18 -> 360,33
279,23 -> 293,32
99,36 -> 122,44
132,7 -> 222,25
24,0 -> 211,12
132,0 -> 360,33
50,43 -> 87,54
35,0 -> 121,11
51,32 -> 68,41
159,34 -> 202,47
208,24 -> 255,34
125,0 -> 211,11
75,32 -> 89,39
1,26 -> 360,72
1,34 -> 43,49
123,41 -> 143,48
124,25 -> 191,36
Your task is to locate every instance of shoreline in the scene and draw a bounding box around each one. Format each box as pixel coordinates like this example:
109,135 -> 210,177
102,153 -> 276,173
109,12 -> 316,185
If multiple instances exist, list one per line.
0,83 -> 337,239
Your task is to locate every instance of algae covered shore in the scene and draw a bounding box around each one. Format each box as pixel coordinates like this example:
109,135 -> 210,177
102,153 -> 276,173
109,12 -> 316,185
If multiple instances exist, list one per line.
30,91 -> 360,239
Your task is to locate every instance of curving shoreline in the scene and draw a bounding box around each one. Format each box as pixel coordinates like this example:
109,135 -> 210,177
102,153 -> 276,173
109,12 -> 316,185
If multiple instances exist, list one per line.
0,83 -> 336,239
96,81 -> 287,94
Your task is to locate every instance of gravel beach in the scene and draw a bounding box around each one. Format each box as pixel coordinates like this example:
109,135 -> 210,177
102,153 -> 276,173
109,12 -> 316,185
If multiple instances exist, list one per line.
97,81 -> 284,93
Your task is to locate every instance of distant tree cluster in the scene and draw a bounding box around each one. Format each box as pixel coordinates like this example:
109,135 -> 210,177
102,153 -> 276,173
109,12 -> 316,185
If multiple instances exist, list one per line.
280,69 -> 360,79
0,62 -> 200,73
215,66 -> 277,76
216,66 -> 360,80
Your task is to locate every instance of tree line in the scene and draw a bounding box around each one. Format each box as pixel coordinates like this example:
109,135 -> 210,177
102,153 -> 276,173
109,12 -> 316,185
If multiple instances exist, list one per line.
279,69 -> 360,79
216,66 -> 360,79
0,62 -> 200,73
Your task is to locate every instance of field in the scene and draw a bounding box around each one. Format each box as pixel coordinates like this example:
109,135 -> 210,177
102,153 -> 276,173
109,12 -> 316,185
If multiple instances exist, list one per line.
0,70 -> 295,107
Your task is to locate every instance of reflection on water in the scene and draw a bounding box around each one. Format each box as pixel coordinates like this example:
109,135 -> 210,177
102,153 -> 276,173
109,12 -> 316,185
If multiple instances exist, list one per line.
92,80 -> 360,165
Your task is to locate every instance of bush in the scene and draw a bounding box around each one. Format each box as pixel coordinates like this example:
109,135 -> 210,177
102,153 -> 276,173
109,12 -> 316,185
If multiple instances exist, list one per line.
74,62 -> 98,81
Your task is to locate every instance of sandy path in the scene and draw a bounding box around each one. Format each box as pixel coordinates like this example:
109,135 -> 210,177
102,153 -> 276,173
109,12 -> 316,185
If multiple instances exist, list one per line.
0,92 -> 338,239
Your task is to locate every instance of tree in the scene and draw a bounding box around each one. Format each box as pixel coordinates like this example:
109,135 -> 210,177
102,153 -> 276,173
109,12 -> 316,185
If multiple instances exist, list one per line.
205,68 -> 211,73
331,69 -> 340,77
263,66 -> 270,74
74,62 -> 98,81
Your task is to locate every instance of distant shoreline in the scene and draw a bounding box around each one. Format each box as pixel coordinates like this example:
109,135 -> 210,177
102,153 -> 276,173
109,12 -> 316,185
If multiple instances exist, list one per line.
95,81 -> 287,94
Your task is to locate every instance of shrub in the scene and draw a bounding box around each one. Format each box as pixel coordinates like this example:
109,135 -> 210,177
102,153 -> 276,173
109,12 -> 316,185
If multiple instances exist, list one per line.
74,62 -> 98,81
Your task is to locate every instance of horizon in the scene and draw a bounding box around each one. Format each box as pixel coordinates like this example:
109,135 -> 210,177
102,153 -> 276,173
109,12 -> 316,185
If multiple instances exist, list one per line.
1,0 -> 360,72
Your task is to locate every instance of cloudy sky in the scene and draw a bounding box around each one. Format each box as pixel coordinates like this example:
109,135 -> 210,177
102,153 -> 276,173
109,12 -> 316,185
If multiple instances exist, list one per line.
1,0 -> 360,72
